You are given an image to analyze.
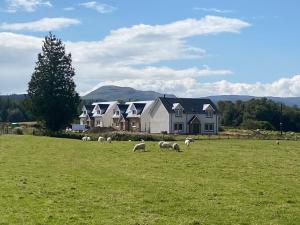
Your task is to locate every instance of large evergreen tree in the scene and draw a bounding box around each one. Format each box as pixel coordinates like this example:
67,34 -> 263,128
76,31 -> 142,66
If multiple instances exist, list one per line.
28,33 -> 80,132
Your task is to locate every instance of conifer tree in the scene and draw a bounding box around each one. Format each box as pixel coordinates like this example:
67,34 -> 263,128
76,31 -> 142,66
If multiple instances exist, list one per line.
28,33 -> 80,132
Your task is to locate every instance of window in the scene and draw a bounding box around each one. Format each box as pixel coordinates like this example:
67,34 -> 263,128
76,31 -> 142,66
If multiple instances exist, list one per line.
97,110 -> 101,114
132,109 -> 137,114
83,110 -> 87,115
206,110 -> 213,118
116,122 -> 119,127
174,123 -> 184,132
131,122 -> 136,127
175,109 -> 182,117
204,123 -> 214,132
114,110 -> 120,116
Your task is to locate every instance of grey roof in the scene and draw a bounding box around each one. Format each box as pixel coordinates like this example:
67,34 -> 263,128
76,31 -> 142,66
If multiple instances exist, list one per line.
84,105 -> 94,111
133,103 -> 146,115
117,104 -> 129,113
97,104 -> 109,114
158,97 -> 217,114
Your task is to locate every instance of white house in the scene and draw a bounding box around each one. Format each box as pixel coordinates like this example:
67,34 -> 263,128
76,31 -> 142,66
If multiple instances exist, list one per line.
149,97 -> 219,134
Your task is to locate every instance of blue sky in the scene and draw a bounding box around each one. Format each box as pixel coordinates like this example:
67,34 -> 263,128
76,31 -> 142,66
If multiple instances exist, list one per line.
0,0 -> 300,97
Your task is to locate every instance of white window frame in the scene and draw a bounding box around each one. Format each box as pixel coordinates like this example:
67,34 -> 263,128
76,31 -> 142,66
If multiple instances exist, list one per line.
132,109 -> 137,115
175,109 -> 182,117
204,123 -> 214,132
206,110 -> 213,118
174,123 -> 184,132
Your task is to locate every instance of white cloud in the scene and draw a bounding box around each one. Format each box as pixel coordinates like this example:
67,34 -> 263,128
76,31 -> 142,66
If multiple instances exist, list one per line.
6,0 -> 52,12
194,7 -> 234,14
63,7 -> 75,11
0,18 -> 80,32
0,16 -> 251,95
85,75 -> 300,98
78,1 -> 116,13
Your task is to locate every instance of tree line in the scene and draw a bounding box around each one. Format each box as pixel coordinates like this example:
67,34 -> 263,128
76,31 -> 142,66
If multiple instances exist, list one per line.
217,98 -> 300,132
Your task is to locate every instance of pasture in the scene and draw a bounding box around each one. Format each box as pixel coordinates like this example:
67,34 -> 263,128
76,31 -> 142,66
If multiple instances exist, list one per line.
0,135 -> 299,225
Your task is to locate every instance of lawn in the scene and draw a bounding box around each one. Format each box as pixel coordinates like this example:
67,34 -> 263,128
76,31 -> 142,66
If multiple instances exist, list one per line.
0,135 -> 299,225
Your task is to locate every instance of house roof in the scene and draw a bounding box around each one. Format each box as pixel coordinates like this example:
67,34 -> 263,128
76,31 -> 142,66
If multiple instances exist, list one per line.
188,115 -> 201,124
133,103 -> 146,115
118,104 -> 129,113
84,105 -> 95,111
97,104 -> 109,113
158,97 -> 217,114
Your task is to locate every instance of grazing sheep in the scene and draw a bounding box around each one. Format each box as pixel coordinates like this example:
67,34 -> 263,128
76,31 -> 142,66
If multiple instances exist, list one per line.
86,137 -> 91,141
133,143 -> 145,152
185,137 -> 194,142
276,140 -> 280,145
98,136 -> 105,142
82,136 -> 87,141
185,139 -> 191,147
172,143 -> 180,152
159,142 -> 173,150
128,140 -> 132,142
158,141 -> 164,147
107,137 -> 112,143
141,139 -> 145,143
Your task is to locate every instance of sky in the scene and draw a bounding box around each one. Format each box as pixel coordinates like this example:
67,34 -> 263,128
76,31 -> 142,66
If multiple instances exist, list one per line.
0,0 -> 300,97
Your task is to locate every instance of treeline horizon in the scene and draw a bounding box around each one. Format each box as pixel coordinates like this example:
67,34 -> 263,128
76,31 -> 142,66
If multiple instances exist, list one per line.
218,98 -> 300,132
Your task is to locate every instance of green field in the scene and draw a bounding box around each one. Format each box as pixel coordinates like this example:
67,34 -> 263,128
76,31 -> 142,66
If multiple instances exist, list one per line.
0,135 -> 299,225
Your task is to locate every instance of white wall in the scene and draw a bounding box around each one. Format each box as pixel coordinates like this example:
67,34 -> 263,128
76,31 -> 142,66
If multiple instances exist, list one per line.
149,100 -> 170,133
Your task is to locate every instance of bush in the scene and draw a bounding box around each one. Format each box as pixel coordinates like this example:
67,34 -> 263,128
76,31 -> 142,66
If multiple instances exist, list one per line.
13,127 -> 23,135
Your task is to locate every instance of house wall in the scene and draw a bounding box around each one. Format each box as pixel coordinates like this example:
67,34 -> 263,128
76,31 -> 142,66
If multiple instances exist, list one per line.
149,100 -> 170,133
101,102 -> 118,127
140,101 -> 154,133
128,117 -> 141,132
169,113 -> 218,134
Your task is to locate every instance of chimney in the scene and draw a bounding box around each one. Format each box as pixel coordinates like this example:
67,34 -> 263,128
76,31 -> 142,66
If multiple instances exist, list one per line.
164,94 -> 166,98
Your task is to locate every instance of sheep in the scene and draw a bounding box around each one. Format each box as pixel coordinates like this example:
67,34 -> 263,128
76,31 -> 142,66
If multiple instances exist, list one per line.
159,142 -> 173,150
107,137 -> 112,143
98,136 -> 105,142
158,141 -> 164,147
82,136 -> 91,141
141,139 -> 145,143
185,139 -> 191,147
172,143 -> 180,152
276,140 -> 280,145
185,137 -> 194,142
133,143 -> 145,152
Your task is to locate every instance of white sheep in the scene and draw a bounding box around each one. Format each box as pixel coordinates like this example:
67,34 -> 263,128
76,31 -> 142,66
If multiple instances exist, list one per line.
86,137 -> 91,141
172,143 -> 180,152
158,141 -> 164,147
82,136 -> 87,141
276,140 -> 280,145
98,136 -> 105,142
107,137 -> 112,143
141,139 -> 145,143
159,142 -> 173,150
185,139 -> 191,147
185,137 -> 194,142
133,143 -> 145,152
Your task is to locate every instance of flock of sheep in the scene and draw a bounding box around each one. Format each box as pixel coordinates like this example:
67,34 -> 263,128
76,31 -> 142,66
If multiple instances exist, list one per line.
82,135 -> 193,152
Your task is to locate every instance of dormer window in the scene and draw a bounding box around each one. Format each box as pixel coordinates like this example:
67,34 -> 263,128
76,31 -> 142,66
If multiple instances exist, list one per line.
206,110 -> 213,118
97,110 -> 101,114
175,109 -> 182,117
115,110 -> 120,116
83,110 -> 87,115
132,109 -> 137,114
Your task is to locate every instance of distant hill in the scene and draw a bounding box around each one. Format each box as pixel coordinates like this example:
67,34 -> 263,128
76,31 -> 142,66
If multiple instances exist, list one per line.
82,85 -> 176,101
207,95 -> 300,108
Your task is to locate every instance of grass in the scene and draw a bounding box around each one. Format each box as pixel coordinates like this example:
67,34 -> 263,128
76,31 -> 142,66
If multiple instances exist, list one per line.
0,135 -> 299,225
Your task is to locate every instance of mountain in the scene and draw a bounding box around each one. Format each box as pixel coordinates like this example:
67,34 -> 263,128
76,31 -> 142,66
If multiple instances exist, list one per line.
207,95 -> 300,108
82,85 -> 176,101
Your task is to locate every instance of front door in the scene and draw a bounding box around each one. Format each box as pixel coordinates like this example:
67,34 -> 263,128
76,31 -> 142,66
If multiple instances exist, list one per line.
192,123 -> 200,134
